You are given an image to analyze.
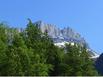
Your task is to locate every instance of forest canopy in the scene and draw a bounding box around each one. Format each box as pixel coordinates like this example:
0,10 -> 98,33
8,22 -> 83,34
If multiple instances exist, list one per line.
0,20 -> 98,76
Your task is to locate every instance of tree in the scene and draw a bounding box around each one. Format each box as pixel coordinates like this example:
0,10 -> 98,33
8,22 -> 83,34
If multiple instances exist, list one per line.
80,46 -> 98,76
45,44 -> 64,76
3,29 -> 31,76
24,19 -> 53,76
0,23 -> 9,75
58,43 -> 98,76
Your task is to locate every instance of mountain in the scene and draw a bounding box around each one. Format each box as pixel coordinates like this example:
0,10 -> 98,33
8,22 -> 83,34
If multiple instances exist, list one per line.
34,21 -> 86,44
34,20 -> 99,59
95,53 -> 103,75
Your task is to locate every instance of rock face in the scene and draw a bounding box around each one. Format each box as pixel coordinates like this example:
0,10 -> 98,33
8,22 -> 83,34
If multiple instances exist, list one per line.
34,21 -> 87,45
34,20 -> 99,58
95,53 -> 103,75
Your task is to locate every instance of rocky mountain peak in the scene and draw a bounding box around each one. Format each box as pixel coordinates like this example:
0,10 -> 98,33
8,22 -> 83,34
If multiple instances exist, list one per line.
34,21 -> 86,45
33,20 -> 99,59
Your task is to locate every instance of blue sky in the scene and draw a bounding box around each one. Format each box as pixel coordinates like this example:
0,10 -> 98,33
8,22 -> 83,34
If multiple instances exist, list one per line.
0,0 -> 103,54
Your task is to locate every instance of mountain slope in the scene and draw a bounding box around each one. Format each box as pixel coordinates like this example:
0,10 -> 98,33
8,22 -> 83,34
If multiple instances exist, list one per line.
34,20 -> 99,59
95,53 -> 103,75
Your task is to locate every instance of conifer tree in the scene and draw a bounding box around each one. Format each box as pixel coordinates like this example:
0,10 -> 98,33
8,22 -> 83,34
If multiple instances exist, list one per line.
60,43 -> 98,76
24,19 -> 53,76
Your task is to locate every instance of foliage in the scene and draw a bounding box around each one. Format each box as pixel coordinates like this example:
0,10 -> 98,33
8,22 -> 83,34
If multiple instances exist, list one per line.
0,20 -> 98,76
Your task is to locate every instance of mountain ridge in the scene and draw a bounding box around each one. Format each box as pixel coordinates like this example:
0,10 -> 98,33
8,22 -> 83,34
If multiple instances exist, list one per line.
34,21 -> 86,43
33,20 -> 99,59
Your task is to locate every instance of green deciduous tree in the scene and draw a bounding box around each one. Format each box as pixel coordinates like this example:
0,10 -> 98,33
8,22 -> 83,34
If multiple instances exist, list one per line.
4,29 -> 31,75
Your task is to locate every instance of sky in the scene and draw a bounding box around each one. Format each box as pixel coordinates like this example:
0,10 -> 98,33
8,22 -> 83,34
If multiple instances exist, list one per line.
0,0 -> 103,54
